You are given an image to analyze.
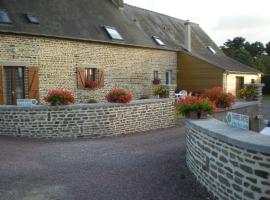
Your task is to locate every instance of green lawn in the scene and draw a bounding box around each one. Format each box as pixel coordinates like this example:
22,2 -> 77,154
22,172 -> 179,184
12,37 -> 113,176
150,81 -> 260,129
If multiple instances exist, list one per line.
263,95 -> 270,100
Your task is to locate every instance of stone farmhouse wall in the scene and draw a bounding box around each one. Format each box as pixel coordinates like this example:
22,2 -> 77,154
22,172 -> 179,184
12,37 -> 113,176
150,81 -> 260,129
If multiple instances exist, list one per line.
0,34 -> 177,103
186,119 -> 270,200
0,99 -> 175,138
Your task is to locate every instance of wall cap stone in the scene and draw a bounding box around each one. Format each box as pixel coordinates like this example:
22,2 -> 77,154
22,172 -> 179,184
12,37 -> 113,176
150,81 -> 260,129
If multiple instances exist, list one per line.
0,98 -> 171,111
186,118 -> 270,154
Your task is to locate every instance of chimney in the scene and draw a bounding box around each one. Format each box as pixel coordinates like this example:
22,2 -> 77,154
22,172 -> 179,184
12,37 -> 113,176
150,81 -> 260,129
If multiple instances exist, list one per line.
113,0 -> 124,8
184,20 -> 191,52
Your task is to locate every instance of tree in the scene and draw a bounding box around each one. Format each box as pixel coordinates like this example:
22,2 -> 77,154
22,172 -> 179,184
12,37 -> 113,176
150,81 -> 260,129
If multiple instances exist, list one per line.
221,37 -> 246,57
265,42 -> 270,56
233,49 -> 254,67
244,41 -> 265,58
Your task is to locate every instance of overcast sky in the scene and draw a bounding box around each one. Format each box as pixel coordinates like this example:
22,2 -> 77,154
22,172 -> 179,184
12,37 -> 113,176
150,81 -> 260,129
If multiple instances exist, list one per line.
125,0 -> 270,46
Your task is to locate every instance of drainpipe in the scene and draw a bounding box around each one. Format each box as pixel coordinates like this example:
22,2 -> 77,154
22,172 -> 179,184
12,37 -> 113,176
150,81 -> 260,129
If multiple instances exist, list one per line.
184,20 -> 191,52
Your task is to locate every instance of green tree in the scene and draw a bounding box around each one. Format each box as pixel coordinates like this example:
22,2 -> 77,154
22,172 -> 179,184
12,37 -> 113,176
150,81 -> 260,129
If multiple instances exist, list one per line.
244,41 -> 265,58
265,42 -> 270,56
221,37 -> 246,57
233,48 -> 254,67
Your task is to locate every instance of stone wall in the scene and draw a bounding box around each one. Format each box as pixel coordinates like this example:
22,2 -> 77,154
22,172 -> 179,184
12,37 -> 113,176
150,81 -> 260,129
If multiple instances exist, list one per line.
0,99 -> 175,138
186,119 -> 270,200
0,34 -> 177,103
212,101 -> 262,132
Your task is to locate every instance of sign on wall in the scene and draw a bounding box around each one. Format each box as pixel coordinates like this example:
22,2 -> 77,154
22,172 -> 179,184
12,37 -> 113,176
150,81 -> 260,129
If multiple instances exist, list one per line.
226,112 -> 249,130
16,99 -> 38,106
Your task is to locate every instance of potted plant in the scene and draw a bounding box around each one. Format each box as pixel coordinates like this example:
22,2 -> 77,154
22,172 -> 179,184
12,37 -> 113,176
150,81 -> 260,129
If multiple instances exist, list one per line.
175,96 -> 216,119
154,87 -> 169,98
44,90 -> 75,106
152,78 -> 161,85
239,86 -> 257,101
85,80 -> 98,90
204,87 -> 235,108
106,87 -> 133,103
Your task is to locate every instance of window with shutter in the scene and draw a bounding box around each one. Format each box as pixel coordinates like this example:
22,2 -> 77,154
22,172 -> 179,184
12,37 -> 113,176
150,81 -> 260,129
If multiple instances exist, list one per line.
98,68 -> 105,88
77,67 -> 105,89
28,67 -> 39,102
77,67 -> 85,89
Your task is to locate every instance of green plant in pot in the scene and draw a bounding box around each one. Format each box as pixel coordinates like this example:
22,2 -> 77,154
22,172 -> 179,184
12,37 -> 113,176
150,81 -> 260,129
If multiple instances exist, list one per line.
154,87 -> 169,98
239,86 -> 257,101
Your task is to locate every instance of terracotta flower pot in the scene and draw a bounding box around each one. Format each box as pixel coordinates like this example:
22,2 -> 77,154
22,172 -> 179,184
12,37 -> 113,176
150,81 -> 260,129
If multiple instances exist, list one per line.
245,96 -> 255,101
185,111 -> 199,119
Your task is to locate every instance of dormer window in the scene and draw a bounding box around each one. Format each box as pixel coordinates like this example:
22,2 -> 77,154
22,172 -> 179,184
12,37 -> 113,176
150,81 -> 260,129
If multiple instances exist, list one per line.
152,36 -> 165,46
25,14 -> 39,24
0,10 -> 12,24
104,26 -> 123,40
207,46 -> 216,54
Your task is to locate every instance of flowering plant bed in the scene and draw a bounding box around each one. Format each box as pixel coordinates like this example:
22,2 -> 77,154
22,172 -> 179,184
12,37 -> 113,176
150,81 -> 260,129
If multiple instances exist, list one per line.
44,90 -> 75,106
85,80 -> 98,90
204,87 -> 235,108
106,87 -> 133,103
152,78 -> 161,85
238,86 -> 257,101
154,87 -> 169,98
175,96 -> 216,119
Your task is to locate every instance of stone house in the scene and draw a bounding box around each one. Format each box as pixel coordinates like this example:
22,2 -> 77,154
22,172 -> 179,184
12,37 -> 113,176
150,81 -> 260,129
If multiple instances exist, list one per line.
0,0 -> 261,104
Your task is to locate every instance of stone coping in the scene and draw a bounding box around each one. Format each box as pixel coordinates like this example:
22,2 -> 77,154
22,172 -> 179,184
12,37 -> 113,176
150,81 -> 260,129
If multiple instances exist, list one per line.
215,101 -> 260,113
0,98 -> 171,111
186,118 -> 270,155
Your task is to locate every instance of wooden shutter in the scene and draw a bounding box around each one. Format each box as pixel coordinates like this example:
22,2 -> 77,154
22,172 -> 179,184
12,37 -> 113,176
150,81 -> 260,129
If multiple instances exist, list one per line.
77,67 -> 85,89
28,67 -> 40,101
0,65 -> 4,104
98,68 -> 105,88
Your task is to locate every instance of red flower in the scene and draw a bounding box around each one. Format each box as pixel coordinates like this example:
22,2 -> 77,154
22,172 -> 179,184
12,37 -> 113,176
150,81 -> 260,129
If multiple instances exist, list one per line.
106,87 -> 133,103
85,80 -> 98,90
44,90 -> 75,106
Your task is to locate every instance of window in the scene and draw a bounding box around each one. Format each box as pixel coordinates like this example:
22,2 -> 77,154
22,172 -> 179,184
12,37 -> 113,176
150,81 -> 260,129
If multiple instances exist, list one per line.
153,70 -> 159,79
165,70 -> 172,85
85,68 -> 97,81
104,26 -> 123,40
0,10 -> 12,24
152,36 -> 165,46
207,46 -> 216,54
25,14 -> 39,24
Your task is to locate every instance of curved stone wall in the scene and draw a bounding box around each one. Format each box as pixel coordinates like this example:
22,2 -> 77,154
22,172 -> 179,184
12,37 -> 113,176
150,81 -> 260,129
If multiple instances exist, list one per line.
0,99 -> 175,139
186,118 -> 270,200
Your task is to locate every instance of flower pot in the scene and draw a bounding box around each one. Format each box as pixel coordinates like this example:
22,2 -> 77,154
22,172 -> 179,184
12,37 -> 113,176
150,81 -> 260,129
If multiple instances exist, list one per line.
245,96 -> 255,101
185,111 -> 199,119
159,94 -> 167,98
199,111 -> 208,119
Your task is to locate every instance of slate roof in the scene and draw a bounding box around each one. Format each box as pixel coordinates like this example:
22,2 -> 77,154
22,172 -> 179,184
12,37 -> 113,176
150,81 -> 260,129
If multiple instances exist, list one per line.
0,0 -> 259,73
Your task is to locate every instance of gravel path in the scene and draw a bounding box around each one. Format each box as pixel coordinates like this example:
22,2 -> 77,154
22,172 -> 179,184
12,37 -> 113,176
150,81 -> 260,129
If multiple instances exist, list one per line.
0,126 -> 212,200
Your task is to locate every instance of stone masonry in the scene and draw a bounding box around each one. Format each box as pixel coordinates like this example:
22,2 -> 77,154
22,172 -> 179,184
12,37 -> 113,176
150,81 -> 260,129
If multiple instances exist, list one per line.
0,99 -> 175,138
186,119 -> 270,200
0,34 -> 177,102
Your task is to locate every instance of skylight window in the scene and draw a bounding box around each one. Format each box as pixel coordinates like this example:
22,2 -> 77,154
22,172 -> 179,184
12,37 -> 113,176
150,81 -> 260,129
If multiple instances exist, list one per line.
26,14 -> 39,24
207,46 -> 216,54
0,10 -> 11,24
152,36 -> 165,46
104,26 -> 123,40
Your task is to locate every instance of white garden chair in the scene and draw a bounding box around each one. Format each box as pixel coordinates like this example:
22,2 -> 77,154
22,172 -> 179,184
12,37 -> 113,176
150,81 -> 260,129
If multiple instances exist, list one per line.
175,90 -> 188,100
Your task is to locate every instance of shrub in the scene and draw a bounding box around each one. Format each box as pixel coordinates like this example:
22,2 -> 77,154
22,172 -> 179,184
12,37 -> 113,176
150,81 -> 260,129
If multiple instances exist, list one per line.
44,90 -> 75,106
175,96 -> 216,115
106,87 -> 132,103
85,80 -> 98,90
203,87 -> 235,108
138,95 -> 150,100
239,86 -> 257,100
152,78 -> 161,85
154,87 -> 169,98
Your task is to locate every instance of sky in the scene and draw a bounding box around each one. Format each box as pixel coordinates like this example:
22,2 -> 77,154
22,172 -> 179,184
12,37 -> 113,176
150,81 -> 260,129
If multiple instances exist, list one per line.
125,0 -> 270,46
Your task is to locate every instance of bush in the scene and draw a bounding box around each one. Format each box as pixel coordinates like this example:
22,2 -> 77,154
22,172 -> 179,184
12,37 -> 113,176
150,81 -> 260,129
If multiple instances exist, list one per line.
204,87 -> 235,108
154,87 -> 169,98
239,86 -> 257,100
85,80 -> 98,90
106,87 -> 132,103
152,78 -> 161,85
175,96 -> 216,115
44,90 -> 75,106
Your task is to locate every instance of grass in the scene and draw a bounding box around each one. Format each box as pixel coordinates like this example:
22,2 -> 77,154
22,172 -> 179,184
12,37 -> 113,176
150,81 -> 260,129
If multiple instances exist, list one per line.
263,95 -> 270,100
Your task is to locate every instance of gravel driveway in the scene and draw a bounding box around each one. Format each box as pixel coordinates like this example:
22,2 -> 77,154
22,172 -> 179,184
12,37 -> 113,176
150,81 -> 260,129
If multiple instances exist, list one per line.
0,126 -> 212,200
262,100 -> 270,120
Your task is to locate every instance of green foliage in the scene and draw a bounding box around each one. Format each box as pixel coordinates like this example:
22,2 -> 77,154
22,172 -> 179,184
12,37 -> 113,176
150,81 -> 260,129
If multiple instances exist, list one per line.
221,36 -> 270,73
238,86 -> 257,99
154,87 -> 169,97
